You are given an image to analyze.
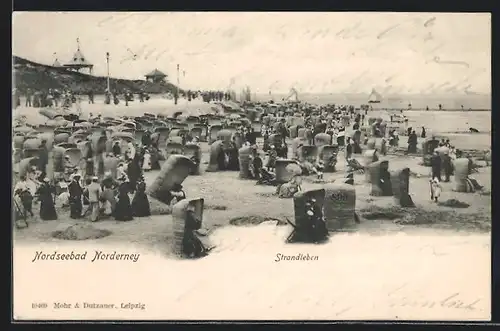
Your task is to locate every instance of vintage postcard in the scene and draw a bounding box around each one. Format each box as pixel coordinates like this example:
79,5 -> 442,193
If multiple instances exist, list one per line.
12,12 -> 491,321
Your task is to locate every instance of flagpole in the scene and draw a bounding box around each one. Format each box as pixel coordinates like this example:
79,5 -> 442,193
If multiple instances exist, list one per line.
183,70 -> 189,106
106,52 -> 110,93
176,64 -> 180,100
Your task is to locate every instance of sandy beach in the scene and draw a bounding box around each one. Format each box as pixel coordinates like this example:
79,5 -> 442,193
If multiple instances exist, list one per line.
12,98 -> 491,321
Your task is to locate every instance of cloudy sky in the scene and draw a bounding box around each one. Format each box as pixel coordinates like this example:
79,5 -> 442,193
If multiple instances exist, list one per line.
12,12 -> 491,94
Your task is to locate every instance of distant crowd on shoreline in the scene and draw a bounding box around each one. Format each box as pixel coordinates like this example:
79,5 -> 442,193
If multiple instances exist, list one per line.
12,87 -> 489,112
12,86 -> 238,109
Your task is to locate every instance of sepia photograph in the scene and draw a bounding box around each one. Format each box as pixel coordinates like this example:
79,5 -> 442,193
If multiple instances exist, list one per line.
12,12 -> 491,321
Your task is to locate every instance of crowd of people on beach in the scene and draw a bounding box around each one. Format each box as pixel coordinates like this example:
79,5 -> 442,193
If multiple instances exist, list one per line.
13,88 -> 79,109
13,129 -> 165,224
13,86 -> 234,109
13,94 -> 488,236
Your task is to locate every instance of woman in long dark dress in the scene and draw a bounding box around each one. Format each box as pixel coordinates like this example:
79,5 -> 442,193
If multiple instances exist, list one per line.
36,178 -> 57,220
68,174 -> 83,219
127,155 -> 142,193
114,179 -> 134,221
131,181 -> 151,217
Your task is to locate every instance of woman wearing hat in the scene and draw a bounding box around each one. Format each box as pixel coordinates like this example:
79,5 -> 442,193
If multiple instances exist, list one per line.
277,164 -> 303,198
249,146 -> 263,180
127,154 -> 142,193
430,177 -> 442,203
56,181 -> 70,209
266,145 -> 277,172
112,141 -> 121,157
36,177 -> 57,221
142,149 -> 152,172
84,158 -> 94,179
125,142 -> 136,162
131,179 -> 151,217
68,174 -> 83,218
86,176 -> 102,222
114,176 -> 134,222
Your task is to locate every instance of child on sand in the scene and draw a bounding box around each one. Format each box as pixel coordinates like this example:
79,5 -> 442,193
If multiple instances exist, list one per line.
142,149 -> 152,172
266,145 -> 277,172
430,178 -> 442,203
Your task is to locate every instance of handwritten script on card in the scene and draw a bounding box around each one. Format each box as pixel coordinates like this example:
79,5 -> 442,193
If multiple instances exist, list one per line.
12,12 -> 490,94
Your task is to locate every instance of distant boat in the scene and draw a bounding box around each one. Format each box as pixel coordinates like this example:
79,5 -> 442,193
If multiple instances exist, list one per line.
284,88 -> 299,103
368,88 -> 382,104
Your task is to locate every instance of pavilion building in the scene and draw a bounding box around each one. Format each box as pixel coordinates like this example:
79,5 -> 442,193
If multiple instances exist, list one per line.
63,38 -> 94,74
145,69 -> 167,84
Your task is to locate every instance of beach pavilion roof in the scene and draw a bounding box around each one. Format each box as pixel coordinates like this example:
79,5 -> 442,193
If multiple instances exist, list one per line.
64,49 -> 93,67
63,39 -> 93,70
145,69 -> 167,78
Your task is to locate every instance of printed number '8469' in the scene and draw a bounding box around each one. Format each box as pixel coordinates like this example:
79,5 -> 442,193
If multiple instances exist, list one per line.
32,303 -> 48,309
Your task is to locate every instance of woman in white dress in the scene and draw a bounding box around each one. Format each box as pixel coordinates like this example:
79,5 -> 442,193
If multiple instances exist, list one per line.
117,163 -> 129,182
142,149 -> 152,172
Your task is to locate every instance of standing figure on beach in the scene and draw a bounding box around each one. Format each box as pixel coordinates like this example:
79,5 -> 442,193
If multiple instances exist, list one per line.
15,176 -> 34,219
142,149 -> 152,172
68,174 -> 83,219
127,154 -> 142,193
36,178 -> 58,221
430,151 -> 442,181
407,130 -> 418,153
141,130 -> 152,147
131,180 -> 151,217
249,146 -> 263,180
37,140 -> 49,177
421,126 -> 426,138
345,138 -> 353,161
114,177 -> 134,221
442,151 -> 453,182
125,142 -> 136,161
266,145 -> 277,172
87,176 -> 102,222
84,158 -> 94,179
112,141 -> 121,157
25,88 -> 32,107
430,178 -> 442,202
88,89 -> 94,104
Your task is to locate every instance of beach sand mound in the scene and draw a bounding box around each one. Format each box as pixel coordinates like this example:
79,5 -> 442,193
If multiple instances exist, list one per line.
205,204 -> 228,210
438,199 -> 470,208
229,215 -> 287,226
52,223 -> 112,240
361,206 -> 490,232
361,210 -> 403,220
